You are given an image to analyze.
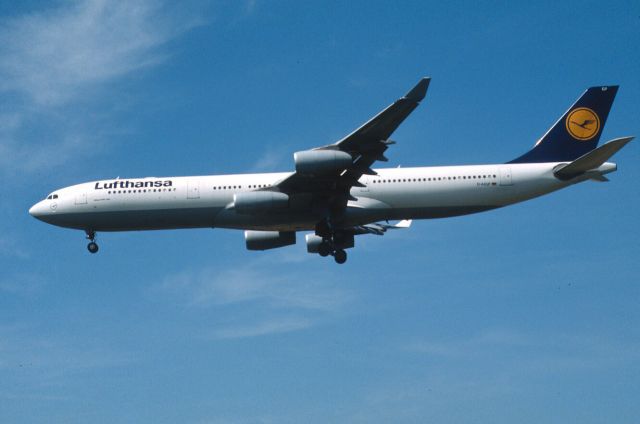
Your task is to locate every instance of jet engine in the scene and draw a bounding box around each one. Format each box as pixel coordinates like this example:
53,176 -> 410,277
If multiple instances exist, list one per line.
305,232 -> 354,253
233,191 -> 289,215
245,230 -> 296,250
293,150 -> 353,175
305,234 -> 325,254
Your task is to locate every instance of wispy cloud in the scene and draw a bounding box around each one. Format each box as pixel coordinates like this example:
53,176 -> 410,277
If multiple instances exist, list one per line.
406,328 -> 640,371
0,0 -> 201,175
0,235 -> 29,259
250,148 -> 289,172
407,328 -> 534,358
0,0 -> 198,106
0,273 -> 46,296
335,329 -> 640,422
0,324 -> 133,400
212,316 -> 312,340
244,0 -> 259,15
159,259 -> 353,339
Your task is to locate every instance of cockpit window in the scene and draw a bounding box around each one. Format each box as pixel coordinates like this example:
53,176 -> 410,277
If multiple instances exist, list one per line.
53,194 -> 58,199
46,194 -> 58,200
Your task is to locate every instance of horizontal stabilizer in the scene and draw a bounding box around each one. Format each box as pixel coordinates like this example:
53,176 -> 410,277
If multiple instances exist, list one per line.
554,136 -> 633,180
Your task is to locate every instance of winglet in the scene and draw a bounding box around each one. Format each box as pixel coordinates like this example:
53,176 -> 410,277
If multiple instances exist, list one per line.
404,77 -> 431,102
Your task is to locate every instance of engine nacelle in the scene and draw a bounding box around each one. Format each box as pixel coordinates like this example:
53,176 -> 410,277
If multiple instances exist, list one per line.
293,150 -> 352,175
245,231 -> 296,251
305,233 -> 354,253
305,234 -> 325,253
233,191 -> 289,215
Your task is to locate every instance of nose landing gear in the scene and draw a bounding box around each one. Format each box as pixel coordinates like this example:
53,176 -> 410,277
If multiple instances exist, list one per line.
85,230 -> 99,254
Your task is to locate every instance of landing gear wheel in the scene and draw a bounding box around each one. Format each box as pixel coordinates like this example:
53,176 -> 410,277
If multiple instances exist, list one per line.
318,242 -> 332,257
334,249 -> 347,264
85,230 -> 98,254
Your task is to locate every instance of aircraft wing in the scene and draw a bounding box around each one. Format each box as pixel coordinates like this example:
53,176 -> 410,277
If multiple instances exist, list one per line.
276,77 -> 430,211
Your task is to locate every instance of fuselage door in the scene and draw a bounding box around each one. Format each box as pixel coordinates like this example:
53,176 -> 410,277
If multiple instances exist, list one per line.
75,193 -> 87,205
499,166 -> 513,186
187,180 -> 200,199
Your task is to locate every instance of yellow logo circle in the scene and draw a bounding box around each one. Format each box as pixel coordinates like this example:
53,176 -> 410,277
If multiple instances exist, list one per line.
565,108 -> 600,141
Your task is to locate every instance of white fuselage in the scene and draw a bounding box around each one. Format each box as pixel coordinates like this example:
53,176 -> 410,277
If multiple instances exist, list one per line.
29,162 -> 615,233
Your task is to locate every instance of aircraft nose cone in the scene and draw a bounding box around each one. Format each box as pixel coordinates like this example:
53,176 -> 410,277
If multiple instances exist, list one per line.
29,201 -> 45,219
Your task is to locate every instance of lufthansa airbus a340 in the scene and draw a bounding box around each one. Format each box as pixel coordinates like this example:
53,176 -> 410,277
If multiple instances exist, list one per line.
29,78 -> 632,264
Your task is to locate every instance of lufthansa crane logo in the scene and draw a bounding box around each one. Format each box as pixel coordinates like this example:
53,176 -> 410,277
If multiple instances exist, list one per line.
565,107 -> 600,141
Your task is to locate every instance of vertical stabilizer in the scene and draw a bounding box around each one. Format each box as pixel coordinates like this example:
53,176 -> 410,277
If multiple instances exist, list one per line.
509,86 -> 618,163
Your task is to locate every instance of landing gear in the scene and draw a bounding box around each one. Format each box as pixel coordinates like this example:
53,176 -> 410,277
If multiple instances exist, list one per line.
318,242 -> 332,257
333,249 -> 347,264
87,242 -> 99,254
315,218 -> 351,264
85,230 -> 99,254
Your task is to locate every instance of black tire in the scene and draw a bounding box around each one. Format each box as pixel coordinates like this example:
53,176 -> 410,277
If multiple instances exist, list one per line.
318,242 -> 331,257
87,242 -> 99,254
334,249 -> 347,264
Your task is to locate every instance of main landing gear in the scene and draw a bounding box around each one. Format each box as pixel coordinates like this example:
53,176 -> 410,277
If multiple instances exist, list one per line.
318,240 -> 348,264
85,230 -> 99,254
315,219 -> 350,264
333,249 -> 347,264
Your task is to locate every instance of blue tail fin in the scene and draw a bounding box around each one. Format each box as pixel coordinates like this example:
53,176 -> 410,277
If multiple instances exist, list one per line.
509,86 -> 618,163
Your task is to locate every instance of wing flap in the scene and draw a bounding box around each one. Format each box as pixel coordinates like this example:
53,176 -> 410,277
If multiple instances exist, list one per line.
352,220 -> 413,235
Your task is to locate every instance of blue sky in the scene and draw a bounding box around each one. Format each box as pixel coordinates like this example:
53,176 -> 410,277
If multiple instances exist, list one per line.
1,0 -> 639,422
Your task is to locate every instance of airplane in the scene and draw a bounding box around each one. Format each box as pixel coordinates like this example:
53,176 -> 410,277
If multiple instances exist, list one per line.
29,78 -> 633,264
